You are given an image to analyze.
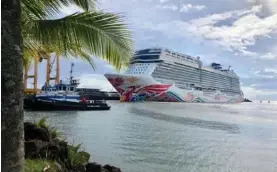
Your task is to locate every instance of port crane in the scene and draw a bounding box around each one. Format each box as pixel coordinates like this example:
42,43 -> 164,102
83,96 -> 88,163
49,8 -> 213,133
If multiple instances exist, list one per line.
24,52 -> 60,95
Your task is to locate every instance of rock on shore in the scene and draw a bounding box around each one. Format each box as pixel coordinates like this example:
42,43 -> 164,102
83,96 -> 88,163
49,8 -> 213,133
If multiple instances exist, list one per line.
24,121 -> 122,172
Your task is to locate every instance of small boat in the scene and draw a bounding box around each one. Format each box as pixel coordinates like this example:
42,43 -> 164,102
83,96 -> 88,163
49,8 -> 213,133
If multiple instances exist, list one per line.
24,97 -> 111,111
24,64 -> 111,111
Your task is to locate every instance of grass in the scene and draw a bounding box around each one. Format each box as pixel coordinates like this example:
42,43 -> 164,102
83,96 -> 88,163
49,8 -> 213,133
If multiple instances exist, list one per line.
25,159 -> 60,172
35,117 -> 65,140
35,117 -> 49,129
27,118 -> 89,171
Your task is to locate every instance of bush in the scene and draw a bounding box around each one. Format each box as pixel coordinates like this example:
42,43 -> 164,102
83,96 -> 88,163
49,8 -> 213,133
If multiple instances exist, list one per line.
26,118 -> 90,171
35,117 -> 49,129
35,117 -> 65,140
25,159 -> 60,172
64,143 -> 90,170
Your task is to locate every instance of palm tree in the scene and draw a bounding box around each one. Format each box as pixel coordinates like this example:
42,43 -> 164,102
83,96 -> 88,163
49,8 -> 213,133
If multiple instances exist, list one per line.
2,0 -> 134,171
2,0 -> 25,171
22,0 -> 134,69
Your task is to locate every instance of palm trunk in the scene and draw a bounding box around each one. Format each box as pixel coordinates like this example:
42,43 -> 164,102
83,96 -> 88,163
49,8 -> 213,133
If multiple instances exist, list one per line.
1,0 -> 24,171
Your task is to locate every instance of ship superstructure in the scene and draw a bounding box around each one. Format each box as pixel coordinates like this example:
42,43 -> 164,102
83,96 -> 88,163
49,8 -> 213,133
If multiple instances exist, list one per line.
105,48 -> 244,103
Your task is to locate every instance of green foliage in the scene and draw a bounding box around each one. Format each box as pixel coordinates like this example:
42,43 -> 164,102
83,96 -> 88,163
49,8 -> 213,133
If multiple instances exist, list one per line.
50,128 -> 62,139
35,118 -> 65,140
28,119 -> 91,171
64,143 -> 90,169
35,117 -> 49,129
21,0 -> 134,70
25,159 -> 59,172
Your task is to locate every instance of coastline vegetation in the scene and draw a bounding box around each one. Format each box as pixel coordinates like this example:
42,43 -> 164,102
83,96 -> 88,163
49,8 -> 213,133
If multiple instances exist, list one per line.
25,118 -> 121,172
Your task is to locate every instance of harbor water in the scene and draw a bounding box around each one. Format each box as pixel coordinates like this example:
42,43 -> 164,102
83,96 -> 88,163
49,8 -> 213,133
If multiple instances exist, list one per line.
25,101 -> 277,172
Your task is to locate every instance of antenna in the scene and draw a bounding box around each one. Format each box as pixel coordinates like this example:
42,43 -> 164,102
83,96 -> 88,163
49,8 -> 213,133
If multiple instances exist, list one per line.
228,65 -> 231,70
70,63 -> 74,84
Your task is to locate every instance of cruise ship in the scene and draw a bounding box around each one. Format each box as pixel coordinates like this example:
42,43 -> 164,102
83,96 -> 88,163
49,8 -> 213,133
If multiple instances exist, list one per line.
104,48 -> 244,103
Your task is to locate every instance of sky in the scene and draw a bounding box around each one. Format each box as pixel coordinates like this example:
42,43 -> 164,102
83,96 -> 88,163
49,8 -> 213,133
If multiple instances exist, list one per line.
28,0 -> 277,100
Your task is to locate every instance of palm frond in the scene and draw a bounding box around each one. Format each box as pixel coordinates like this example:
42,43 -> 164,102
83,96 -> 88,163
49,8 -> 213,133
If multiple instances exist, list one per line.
21,0 -> 97,19
23,12 -> 134,70
23,36 -> 96,68
21,0 -> 47,19
65,0 -> 97,11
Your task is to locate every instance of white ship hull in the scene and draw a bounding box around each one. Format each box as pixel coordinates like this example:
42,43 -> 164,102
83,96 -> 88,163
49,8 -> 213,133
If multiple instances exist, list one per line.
105,74 -> 244,103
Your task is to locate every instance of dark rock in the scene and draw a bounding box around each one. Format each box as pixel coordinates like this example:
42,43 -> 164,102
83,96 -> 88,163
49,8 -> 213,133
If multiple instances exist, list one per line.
54,139 -> 69,162
73,164 -> 87,172
24,122 -> 50,141
25,139 -> 68,161
103,164 -> 121,172
86,162 -> 102,172
24,121 -> 123,172
25,140 -> 48,158
243,98 -> 252,102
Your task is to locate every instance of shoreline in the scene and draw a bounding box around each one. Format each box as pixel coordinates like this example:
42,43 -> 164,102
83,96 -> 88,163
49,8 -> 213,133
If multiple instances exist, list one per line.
24,118 -> 121,172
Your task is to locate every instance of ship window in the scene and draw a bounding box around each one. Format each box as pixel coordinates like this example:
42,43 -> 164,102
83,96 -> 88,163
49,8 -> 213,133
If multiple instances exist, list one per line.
70,87 -> 74,91
133,55 -> 160,60
63,86 -> 66,91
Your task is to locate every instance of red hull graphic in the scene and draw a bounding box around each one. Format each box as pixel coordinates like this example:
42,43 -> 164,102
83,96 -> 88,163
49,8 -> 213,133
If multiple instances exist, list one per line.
104,74 -> 244,103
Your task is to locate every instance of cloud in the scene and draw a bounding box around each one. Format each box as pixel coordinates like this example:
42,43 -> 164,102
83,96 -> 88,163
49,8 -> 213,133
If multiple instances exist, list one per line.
144,5 -> 277,55
245,43 -> 277,59
242,86 -> 277,100
159,0 -> 170,3
188,5 -> 262,26
264,68 -> 277,73
78,74 -> 115,91
156,4 -> 178,11
254,68 -> 277,78
184,6 -> 277,53
246,0 -> 277,14
156,3 -> 206,13
260,53 -> 277,59
241,74 -> 277,91
59,4 -> 83,16
180,4 -> 206,13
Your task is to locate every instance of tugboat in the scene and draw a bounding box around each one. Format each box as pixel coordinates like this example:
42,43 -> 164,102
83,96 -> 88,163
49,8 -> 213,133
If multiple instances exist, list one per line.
24,63 -> 111,111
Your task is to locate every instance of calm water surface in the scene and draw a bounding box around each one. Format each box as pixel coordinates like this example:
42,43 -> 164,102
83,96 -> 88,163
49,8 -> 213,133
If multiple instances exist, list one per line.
25,102 -> 277,172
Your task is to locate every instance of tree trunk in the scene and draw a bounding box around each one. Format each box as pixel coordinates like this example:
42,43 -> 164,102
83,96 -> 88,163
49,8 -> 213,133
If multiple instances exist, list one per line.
1,0 -> 24,171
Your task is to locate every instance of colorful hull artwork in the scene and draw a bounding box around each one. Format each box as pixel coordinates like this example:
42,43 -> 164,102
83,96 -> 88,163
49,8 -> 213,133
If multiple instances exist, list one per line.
104,74 -> 244,103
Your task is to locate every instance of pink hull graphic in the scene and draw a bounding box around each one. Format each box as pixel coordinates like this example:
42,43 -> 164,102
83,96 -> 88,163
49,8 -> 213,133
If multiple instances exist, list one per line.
105,74 -> 177,102
104,74 -> 244,103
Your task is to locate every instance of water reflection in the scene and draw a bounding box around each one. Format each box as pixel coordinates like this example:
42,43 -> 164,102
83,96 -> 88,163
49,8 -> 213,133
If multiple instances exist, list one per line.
129,107 -> 240,134
24,111 -> 80,140
24,102 -> 277,172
